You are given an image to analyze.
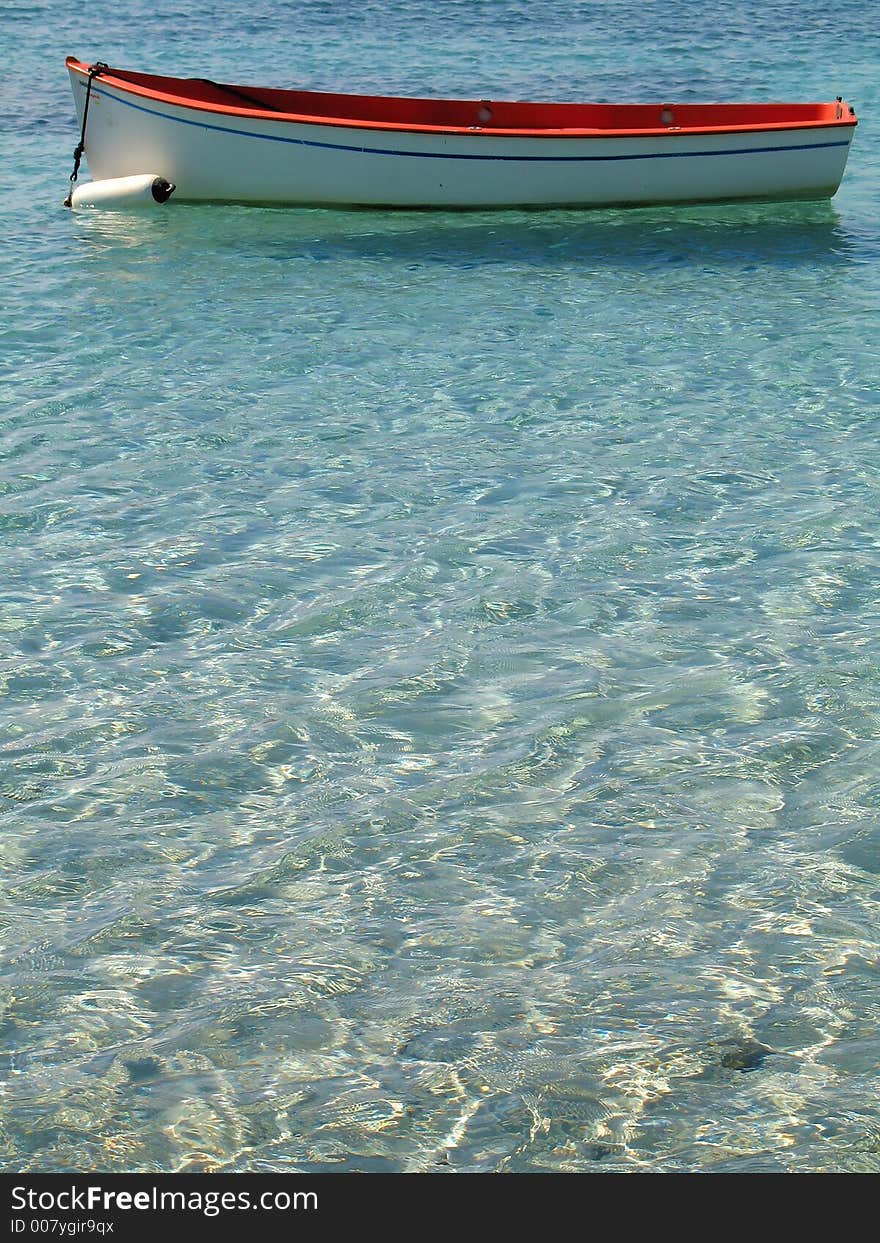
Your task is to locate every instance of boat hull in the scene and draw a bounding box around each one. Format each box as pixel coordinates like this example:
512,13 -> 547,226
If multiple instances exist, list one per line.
67,63 -> 856,209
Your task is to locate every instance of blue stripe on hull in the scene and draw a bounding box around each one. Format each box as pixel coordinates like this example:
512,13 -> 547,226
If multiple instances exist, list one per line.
88,86 -> 851,165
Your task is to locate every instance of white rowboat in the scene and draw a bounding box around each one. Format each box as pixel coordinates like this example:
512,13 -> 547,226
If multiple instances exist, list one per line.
66,57 -> 858,210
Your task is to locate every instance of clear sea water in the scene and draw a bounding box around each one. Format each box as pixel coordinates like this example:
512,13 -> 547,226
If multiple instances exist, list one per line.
2,0 -> 879,1174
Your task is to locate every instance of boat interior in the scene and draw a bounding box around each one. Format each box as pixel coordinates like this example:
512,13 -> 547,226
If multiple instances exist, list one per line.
68,59 -> 854,135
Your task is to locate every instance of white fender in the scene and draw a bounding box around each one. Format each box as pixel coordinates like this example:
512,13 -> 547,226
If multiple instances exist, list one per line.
68,174 -> 176,210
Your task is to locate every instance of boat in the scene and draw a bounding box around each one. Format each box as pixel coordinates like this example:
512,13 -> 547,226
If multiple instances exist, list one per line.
65,56 -> 858,210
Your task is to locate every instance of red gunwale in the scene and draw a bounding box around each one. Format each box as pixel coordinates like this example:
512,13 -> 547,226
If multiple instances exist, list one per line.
67,57 -> 858,140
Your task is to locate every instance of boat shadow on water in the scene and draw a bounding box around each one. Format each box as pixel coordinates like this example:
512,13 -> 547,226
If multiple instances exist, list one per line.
71,198 -> 859,272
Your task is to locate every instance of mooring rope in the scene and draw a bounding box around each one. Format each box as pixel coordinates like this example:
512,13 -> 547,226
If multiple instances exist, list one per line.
194,78 -> 285,113
63,62 -> 109,207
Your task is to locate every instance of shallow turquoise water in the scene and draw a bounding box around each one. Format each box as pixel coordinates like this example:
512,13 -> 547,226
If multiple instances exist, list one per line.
1,1 -> 879,1172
